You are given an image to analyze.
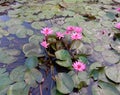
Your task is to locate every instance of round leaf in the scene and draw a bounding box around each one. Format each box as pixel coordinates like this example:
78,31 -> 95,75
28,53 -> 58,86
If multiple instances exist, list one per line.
10,65 -> 27,82
102,50 -> 119,64
24,68 -> 43,87
55,73 -> 74,94
105,63 -> 120,83
25,56 -> 38,69
55,49 -> 71,60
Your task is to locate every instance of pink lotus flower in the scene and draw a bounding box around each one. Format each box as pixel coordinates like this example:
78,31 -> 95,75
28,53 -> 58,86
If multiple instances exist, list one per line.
66,26 -> 75,31
74,27 -> 83,33
71,32 -> 82,40
115,22 -> 120,29
41,41 -> 49,48
56,32 -> 64,39
65,31 -> 71,35
41,27 -> 53,36
116,8 -> 120,12
72,61 -> 86,72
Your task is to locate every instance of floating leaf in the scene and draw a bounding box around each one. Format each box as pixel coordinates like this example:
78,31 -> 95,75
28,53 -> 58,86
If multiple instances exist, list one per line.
29,34 -> 44,45
106,12 -> 116,20
55,49 -> 71,60
55,73 -> 74,94
10,65 -> 27,82
0,28 -> 9,38
56,58 -> 72,67
69,71 -> 90,88
105,63 -> 120,83
51,87 -> 63,95
89,62 -> 102,70
89,69 -> 99,81
78,56 -> 88,64
70,40 -> 83,54
24,68 -> 43,87
55,49 -> 72,67
7,82 -> 29,95
25,56 -> 38,69
102,50 -> 119,64
31,21 -> 46,30
0,68 -> 13,95
94,45 -> 105,52
92,81 -> 120,95
0,48 -> 20,64
23,43 -> 44,57
5,19 -> 23,27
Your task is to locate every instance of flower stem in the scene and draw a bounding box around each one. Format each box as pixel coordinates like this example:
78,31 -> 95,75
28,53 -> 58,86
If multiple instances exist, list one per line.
40,84 -> 43,95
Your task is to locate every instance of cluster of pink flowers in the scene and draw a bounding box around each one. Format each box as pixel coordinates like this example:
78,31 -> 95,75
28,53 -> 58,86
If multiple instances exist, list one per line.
115,22 -> 120,29
66,26 -> 83,40
40,26 -> 85,72
40,26 -> 83,48
72,61 -> 86,72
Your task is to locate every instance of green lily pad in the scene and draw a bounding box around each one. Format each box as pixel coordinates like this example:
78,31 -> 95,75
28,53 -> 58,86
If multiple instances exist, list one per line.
7,82 -> 29,95
31,21 -> 46,30
23,43 -> 44,57
89,62 -> 103,70
94,45 -> 105,52
29,34 -> 44,45
24,68 -> 43,87
56,58 -> 72,67
69,71 -> 90,88
5,19 -> 23,27
55,49 -> 71,60
0,28 -> 9,38
0,68 -> 13,95
70,40 -> 83,54
55,49 -> 72,67
51,87 -> 63,95
0,48 -> 20,64
55,73 -> 74,94
8,25 -> 33,38
92,81 -> 120,95
105,63 -> 120,83
25,56 -> 38,69
10,65 -> 27,82
102,50 -> 119,64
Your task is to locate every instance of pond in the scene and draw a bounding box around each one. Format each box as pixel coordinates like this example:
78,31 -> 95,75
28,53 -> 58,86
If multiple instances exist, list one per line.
0,0 -> 120,95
